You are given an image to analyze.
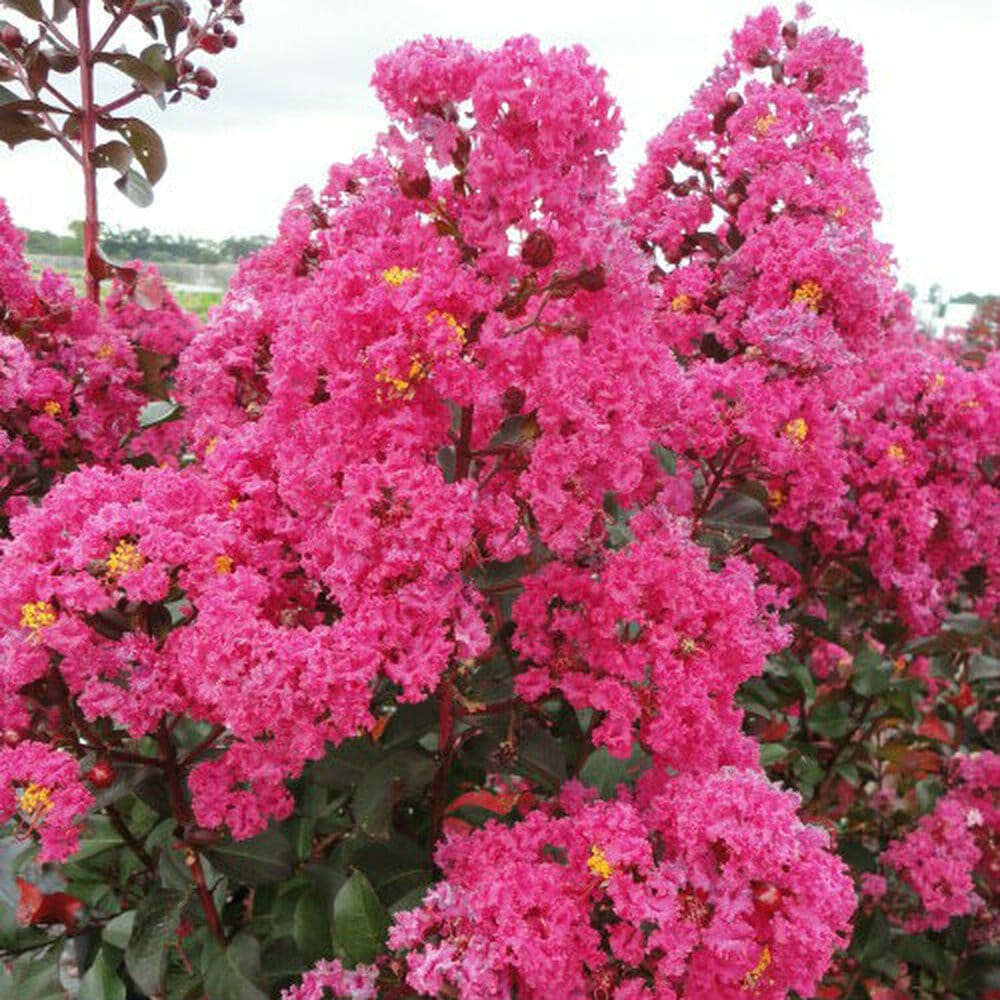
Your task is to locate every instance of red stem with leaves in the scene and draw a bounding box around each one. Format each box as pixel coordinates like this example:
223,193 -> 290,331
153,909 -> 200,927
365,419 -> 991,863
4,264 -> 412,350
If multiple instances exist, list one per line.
74,1 -> 99,302
430,405 -> 475,845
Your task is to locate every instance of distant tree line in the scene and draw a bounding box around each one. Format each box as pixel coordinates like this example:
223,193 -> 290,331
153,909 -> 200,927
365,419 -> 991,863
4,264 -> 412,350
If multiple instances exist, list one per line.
23,222 -> 269,264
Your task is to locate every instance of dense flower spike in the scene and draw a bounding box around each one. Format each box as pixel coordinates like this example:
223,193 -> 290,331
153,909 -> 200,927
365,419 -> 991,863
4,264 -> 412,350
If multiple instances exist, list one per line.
880,752 -> 999,932
513,510 -> 786,766
0,200 -> 198,528
1,6 -> 996,998
342,774 -> 854,1000
0,740 -> 93,861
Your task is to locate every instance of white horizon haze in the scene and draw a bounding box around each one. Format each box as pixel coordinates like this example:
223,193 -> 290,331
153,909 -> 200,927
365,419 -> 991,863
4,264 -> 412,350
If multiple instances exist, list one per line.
1,0 -> 997,294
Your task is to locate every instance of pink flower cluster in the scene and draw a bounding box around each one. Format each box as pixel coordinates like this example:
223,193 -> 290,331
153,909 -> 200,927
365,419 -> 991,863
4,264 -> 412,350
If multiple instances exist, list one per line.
3,8 -> 994,994
0,740 -> 93,861
0,201 -> 198,524
287,772 -> 854,1000
623,5 -> 999,629
880,752 -> 999,932
513,509 -> 786,766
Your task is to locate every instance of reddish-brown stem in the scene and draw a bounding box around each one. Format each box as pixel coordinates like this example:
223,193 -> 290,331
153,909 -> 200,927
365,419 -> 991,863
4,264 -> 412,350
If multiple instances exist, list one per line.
75,2 -> 100,302
98,87 -> 145,116
178,723 -> 227,768
93,0 -> 137,54
105,803 -> 156,872
692,441 -> 742,522
9,61 -> 82,164
39,11 -> 77,53
158,721 -> 226,947
454,404 -> 474,481
430,405 -> 475,844
429,681 -> 455,846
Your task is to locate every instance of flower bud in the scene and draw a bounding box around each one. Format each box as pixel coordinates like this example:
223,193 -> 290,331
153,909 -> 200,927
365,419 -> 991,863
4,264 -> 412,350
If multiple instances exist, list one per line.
1,25 -> 24,49
85,761 -> 115,789
521,230 -> 555,269
398,170 -> 431,199
577,265 -> 606,292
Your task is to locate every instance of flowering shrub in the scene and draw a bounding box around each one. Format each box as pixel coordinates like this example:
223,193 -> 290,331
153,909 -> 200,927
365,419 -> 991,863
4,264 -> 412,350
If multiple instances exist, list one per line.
0,5 -> 996,1000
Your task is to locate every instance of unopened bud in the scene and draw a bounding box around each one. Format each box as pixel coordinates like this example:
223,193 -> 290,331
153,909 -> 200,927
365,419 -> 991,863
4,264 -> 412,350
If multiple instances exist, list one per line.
398,170 -> 431,199
521,230 -> 555,269
577,265 -> 606,292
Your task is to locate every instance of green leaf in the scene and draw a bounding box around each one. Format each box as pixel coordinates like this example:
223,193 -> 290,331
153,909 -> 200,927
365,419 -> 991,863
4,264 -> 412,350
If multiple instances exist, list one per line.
0,943 -> 64,1000
652,443 -> 677,475
578,744 -> 648,798
310,738 -> 381,792
514,721 -> 567,791
79,947 -> 126,1000
124,888 -> 187,997
138,399 -> 183,429
893,933 -> 953,976
785,657 -> 816,703
94,52 -> 166,102
102,910 -> 135,950
349,835 -> 431,907
105,116 -> 166,184
114,167 -> 154,207
970,654 -> 1000,681
857,909 -> 890,965
759,742 -> 788,766
204,932 -> 269,1000
851,646 -> 891,697
333,871 -> 389,965
353,750 -> 436,840
807,696 -> 852,739
293,887 -> 331,963
206,827 -> 294,886
0,1 -> 44,21
0,109 -> 52,147
703,490 -> 771,539
942,612 -> 986,637
92,139 -> 133,175
139,43 -> 177,91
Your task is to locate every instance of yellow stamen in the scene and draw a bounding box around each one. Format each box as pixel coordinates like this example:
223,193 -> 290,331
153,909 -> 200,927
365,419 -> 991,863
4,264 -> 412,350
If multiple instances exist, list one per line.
671,293 -> 694,313
741,944 -> 772,992
678,636 -> 699,657
382,266 -> 419,287
768,487 -> 785,508
205,436 -> 219,456
42,400 -> 61,417
18,783 -> 53,818
754,113 -> 777,136
95,343 -> 115,360
228,497 -> 240,512
832,205 -> 847,220
930,373 -> 946,391
961,398 -> 980,409
214,554 -> 234,574
19,601 -> 56,642
427,310 -> 466,344
887,443 -> 906,462
106,539 -> 145,579
790,280 -> 823,311
587,845 -> 614,881
375,354 -> 429,401
783,418 -> 808,445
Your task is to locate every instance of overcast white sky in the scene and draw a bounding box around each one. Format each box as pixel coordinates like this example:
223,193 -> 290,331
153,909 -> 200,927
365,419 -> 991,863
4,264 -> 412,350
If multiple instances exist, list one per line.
1,1 -> 997,293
